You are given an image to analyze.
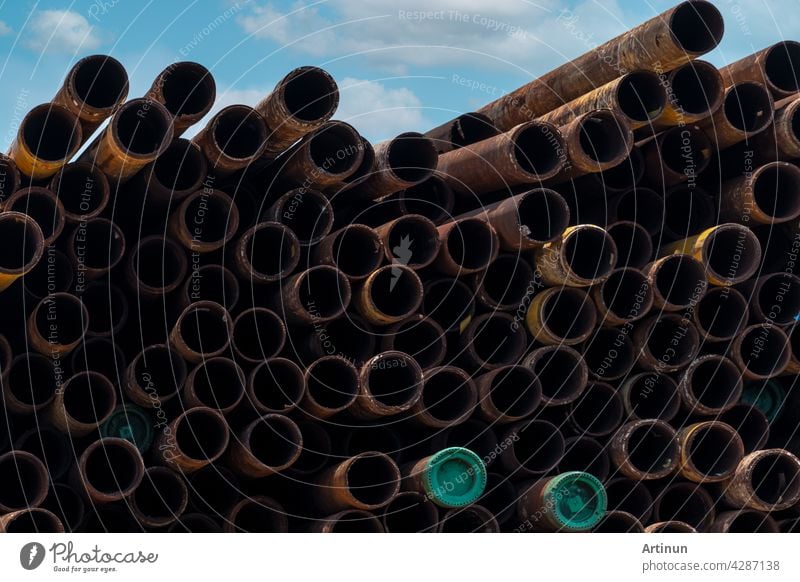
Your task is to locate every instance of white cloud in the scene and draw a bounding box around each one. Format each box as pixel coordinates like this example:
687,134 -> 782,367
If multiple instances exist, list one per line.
23,10 -> 102,53
236,0 -> 627,73
0,21 -> 12,36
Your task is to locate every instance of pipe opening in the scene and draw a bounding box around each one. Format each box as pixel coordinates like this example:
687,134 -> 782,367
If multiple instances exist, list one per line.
660,127 -> 711,175
541,288 -> 596,341
365,355 -> 420,407
480,255 -> 533,309
626,422 -> 678,474
251,359 -> 304,412
584,328 -> 634,379
0,453 -> 46,509
16,428 -> 69,478
439,506 -> 497,532
423,279 -> 474,331
570,382 -> 623,436
725,511 -> 777,533
134,237 -> 185,290
390,318 -> 445,369
527,347 -> 586,404
446,219 -> 495,271
753,164 -> 800,220
518,189 -> 569,244
383,493 -> 437,532
605,478 -> 653,521
160,64 -> 215,117
84,441 -> 140,494
669,1 -> 724,53
51,164 -> 108,218
82,283 -> 127,335
292,422 -> 331,474
738,326 -> 789,377
750,452 -> 800,505
247,416 -> 300,468
346,454 -> 398,506
308,124 -> 361,175
178,303 -> 230,355
73,56 -> 127,109
594,511 -> 642,533
664,187 -> 714,238
307,358 -> 358,410
617,71 -> 665,122
116,101 -> 171,155
653,255 -> 707,308
765,41 -> 800,93
468,314 -> 525,366
234,309 -> 284,361
134,469 -> 185,520
0,213 -> 43,273
514,124 -> 561,175
721,405 -> 769,454
63,373 -> 115,424
326,511 -> 383,532
601,268 -> 651,320
696,287 -> 747,339
184,265 -> 238,309
578,114 -> 628,163
276,190 -> 332,244
451,113 -> 498,148
299,266 -> 348,318
564,227 -> 616,281
78,219 -> 124,271
487,366 -> 541,418
385,216 -> 439,267
656,485 -> 713,529
283,68 -> 338,122
22,105 -> 79,161
4,509 -> 62,533
757,274 -> 800,324
213,107 -> 265,159
670,61 -> 723,115
71,338 -> 124,382
367,266 -> 420,318
133,346 -> 185,399
192,359 -> 244,410
559,436 -> 610,480
314,315 -> 375,365
387,133 -> 437,183
331,225 -> 382,277
175,409 -> 227,461
645,316 -> 698,367
400,176 -> 453,222
153,140 -> 205,193
231,499 -> 286,532
423,369 -> 474,422
724,83 -> 773,133
607,222 -> 652,269
183,192 -> 236,246
625,374 -> 680,420
687,423 -> 742,477
8,189 -> 62,242
614,188 -> 664,235
34,294 -> 87,346
512,420 -> 564,473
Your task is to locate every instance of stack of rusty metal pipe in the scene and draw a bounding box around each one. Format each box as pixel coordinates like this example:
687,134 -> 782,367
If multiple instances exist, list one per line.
2,0 -> 800,534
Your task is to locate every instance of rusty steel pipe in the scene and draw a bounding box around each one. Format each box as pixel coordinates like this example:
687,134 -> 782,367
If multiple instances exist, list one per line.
645,254 -> 708,312
476,365 -> 542,424
620,372 -> 681,422
147,62 -> 216,136
8,103 -> 82,180
711,510 -> 780,533
224,496 -> 288,533
131,466 -> 189,528
316,451 -> 401,513
567,381 -> 624,438
721,41 -> 800,100
396,175 -> 455,224
0,508 -> 65,533
232,307 -> 285,364
155,406 -> 229,473
27,292 -> 89,356
744,95 -> 800,162
355,264 -> 421,326
246,358 -> 305,415
730,323 -> 790,380
640,125 -> 712,187
179,263 -> 239,311
540,70 -> 666,130
724,449 -> 800,511
22,248 -> 72,304
313,223 -> 384,281
472,253 -> 534,312
49,162 -> 110,223
351,351 -> 423,420
289,420 -> 332,477
677,421 -> 744,483
184,357 -> 246,414
523,345 -> 588,406
278,265 -> 351,325
15,426 -> 72,482
169,300 -> 233,364
300,355 -> 359,419
499,420 -> 564,478
46,371 -> 116,436
421,277 -> 475,332
126,235 -> 187,299
526,286 -> 597,346
380,491 -> 438,533
458,312 -> 527,371
610,419 -> 679,480
76,437 -> 145,504
571,148 -> 645,196
632,314 -> 700,372
424,112 -> 500,155
697,81 -> 774,149
721,162 -> 800,225
435,217 -> 499,276
583,327 -> 636,381
533,224 -> 617,287
0,153 -> 21,200
437,120 -> 566,195
0,451 -> 49,512
169,188 -> 239,254
590,266 -> 653,326
0,212 -> 44,292
606,221 -> 653,269
52,54 -> 128,138
375,214 -> 441,271
476,0 -> 723,130
268,188 -> 334,246
135,138 -> 208,205
661,185 -> 715,241
610,187 -> 664,236
650,59 -> 724,130
192,105 -> 267,176
349,132 -> 438,200
1,353 -> 59,414
232,221 -> 299,285
382,314 -> 446,370
124,343 -> 187,408
66,217 -> 125,280
410,366 -> 477,428
738,272 -> 800,325
5,186 -> 66,247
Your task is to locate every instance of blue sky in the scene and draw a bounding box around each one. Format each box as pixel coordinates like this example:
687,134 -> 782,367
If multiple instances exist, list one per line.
0,0 -> 798,148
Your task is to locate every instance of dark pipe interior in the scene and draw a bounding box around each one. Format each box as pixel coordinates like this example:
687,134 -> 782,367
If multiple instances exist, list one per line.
276,191 -> 332,244
750,452 -> 800,505
232,500 -> 287,532
423,279 -> 474,331
664,187 -> 714,238
559,436 -> 610,480
0,454 -> 46,509
184,265 -> 239,309
578,114 -> 628,163
84,442 -> 139,494
659,127 -> 711,175
63,373 -> 114,424
617,71 -> 665,121
737,326 -> 789,377
753,165 -> 800,220
400,176 -> 453,222
452,113 -> 499,148
386,216 -> 439,267
446,219 -> 495,270
696,287 -> 748,339
134,469 -> 185,520
82,282 -> 127,335
183,193 -> 235,245
34,294 -> 86,346
517,189 -> 569,243
687,424 -> 742,477
311,315 -> 374,364
382,493 -> 437,532
234,309 -> 284,360
134,238 -> 185,289
331,226 -> 382,277
626,373 -> 681,421
71,338 -> 125,383
513,420 -> 564,473
670,61 -> 723,114
307,358 -> 358,409
605,478 -> 653,521
291,421 -> 331,474
284,68 -> 337,122
4,510 -> 62,533
439,507 -> 496,532
514,124 -> 561,175
16,428 -> 71,479
724,83 -> 773,133
480,255 -> 532,308
160,64 -> 215,117
469,314 -> 525,366
192,359 -> 244,410
133,345 -> 185,398
654,255 -> 707,307
52,165 -> 107,217
23,106 -> 79,161
422,369 -> 473,422
347,454 -> 397,506
78,219 -> 124,269
213,107 -> 265,159
564,227 -> 616,280
251,360 -> 304,412
764,41 -> 800,93
366,356 -> 420,407
368,267 -> 419,318
308,124 -> 361,174
116,102 -> 170,155
601,268 -> 651,320
8,354 -> 57,406
584,328 -> 634,379
669,1 -> 724,53
570,382 -> 623,436
646,317 -> 697,367
757,274 -> 800,325
594,511 -> 642,533
725,511 -> 778,533
542,289 -> 596,340
627,423 -> 677,474
387,133 -> 437,183
721,405 -> 770,453
614,188 -> 664,235
706,225 -> 760,282
74,55 -> 127,109
327,511 -> 383,532
175,409 -> 227,460
487,367 -> 541,418
9,190 -> 60,241
528,348 -> 586,403
153,140 -> 205,193
390,318 -> 444,369
179,304 -> 229,354
607,222 -> 652,268
298,267 -> 348,318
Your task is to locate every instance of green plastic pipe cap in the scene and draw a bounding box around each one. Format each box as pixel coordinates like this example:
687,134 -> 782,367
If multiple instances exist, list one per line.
741,380 -> 785,422
422,447 -> 487,508
544,471 -> 607,532
100,405 -> 154,453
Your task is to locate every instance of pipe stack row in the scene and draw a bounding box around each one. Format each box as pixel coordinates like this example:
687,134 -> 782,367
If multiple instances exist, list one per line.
1,0 -> 800,533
